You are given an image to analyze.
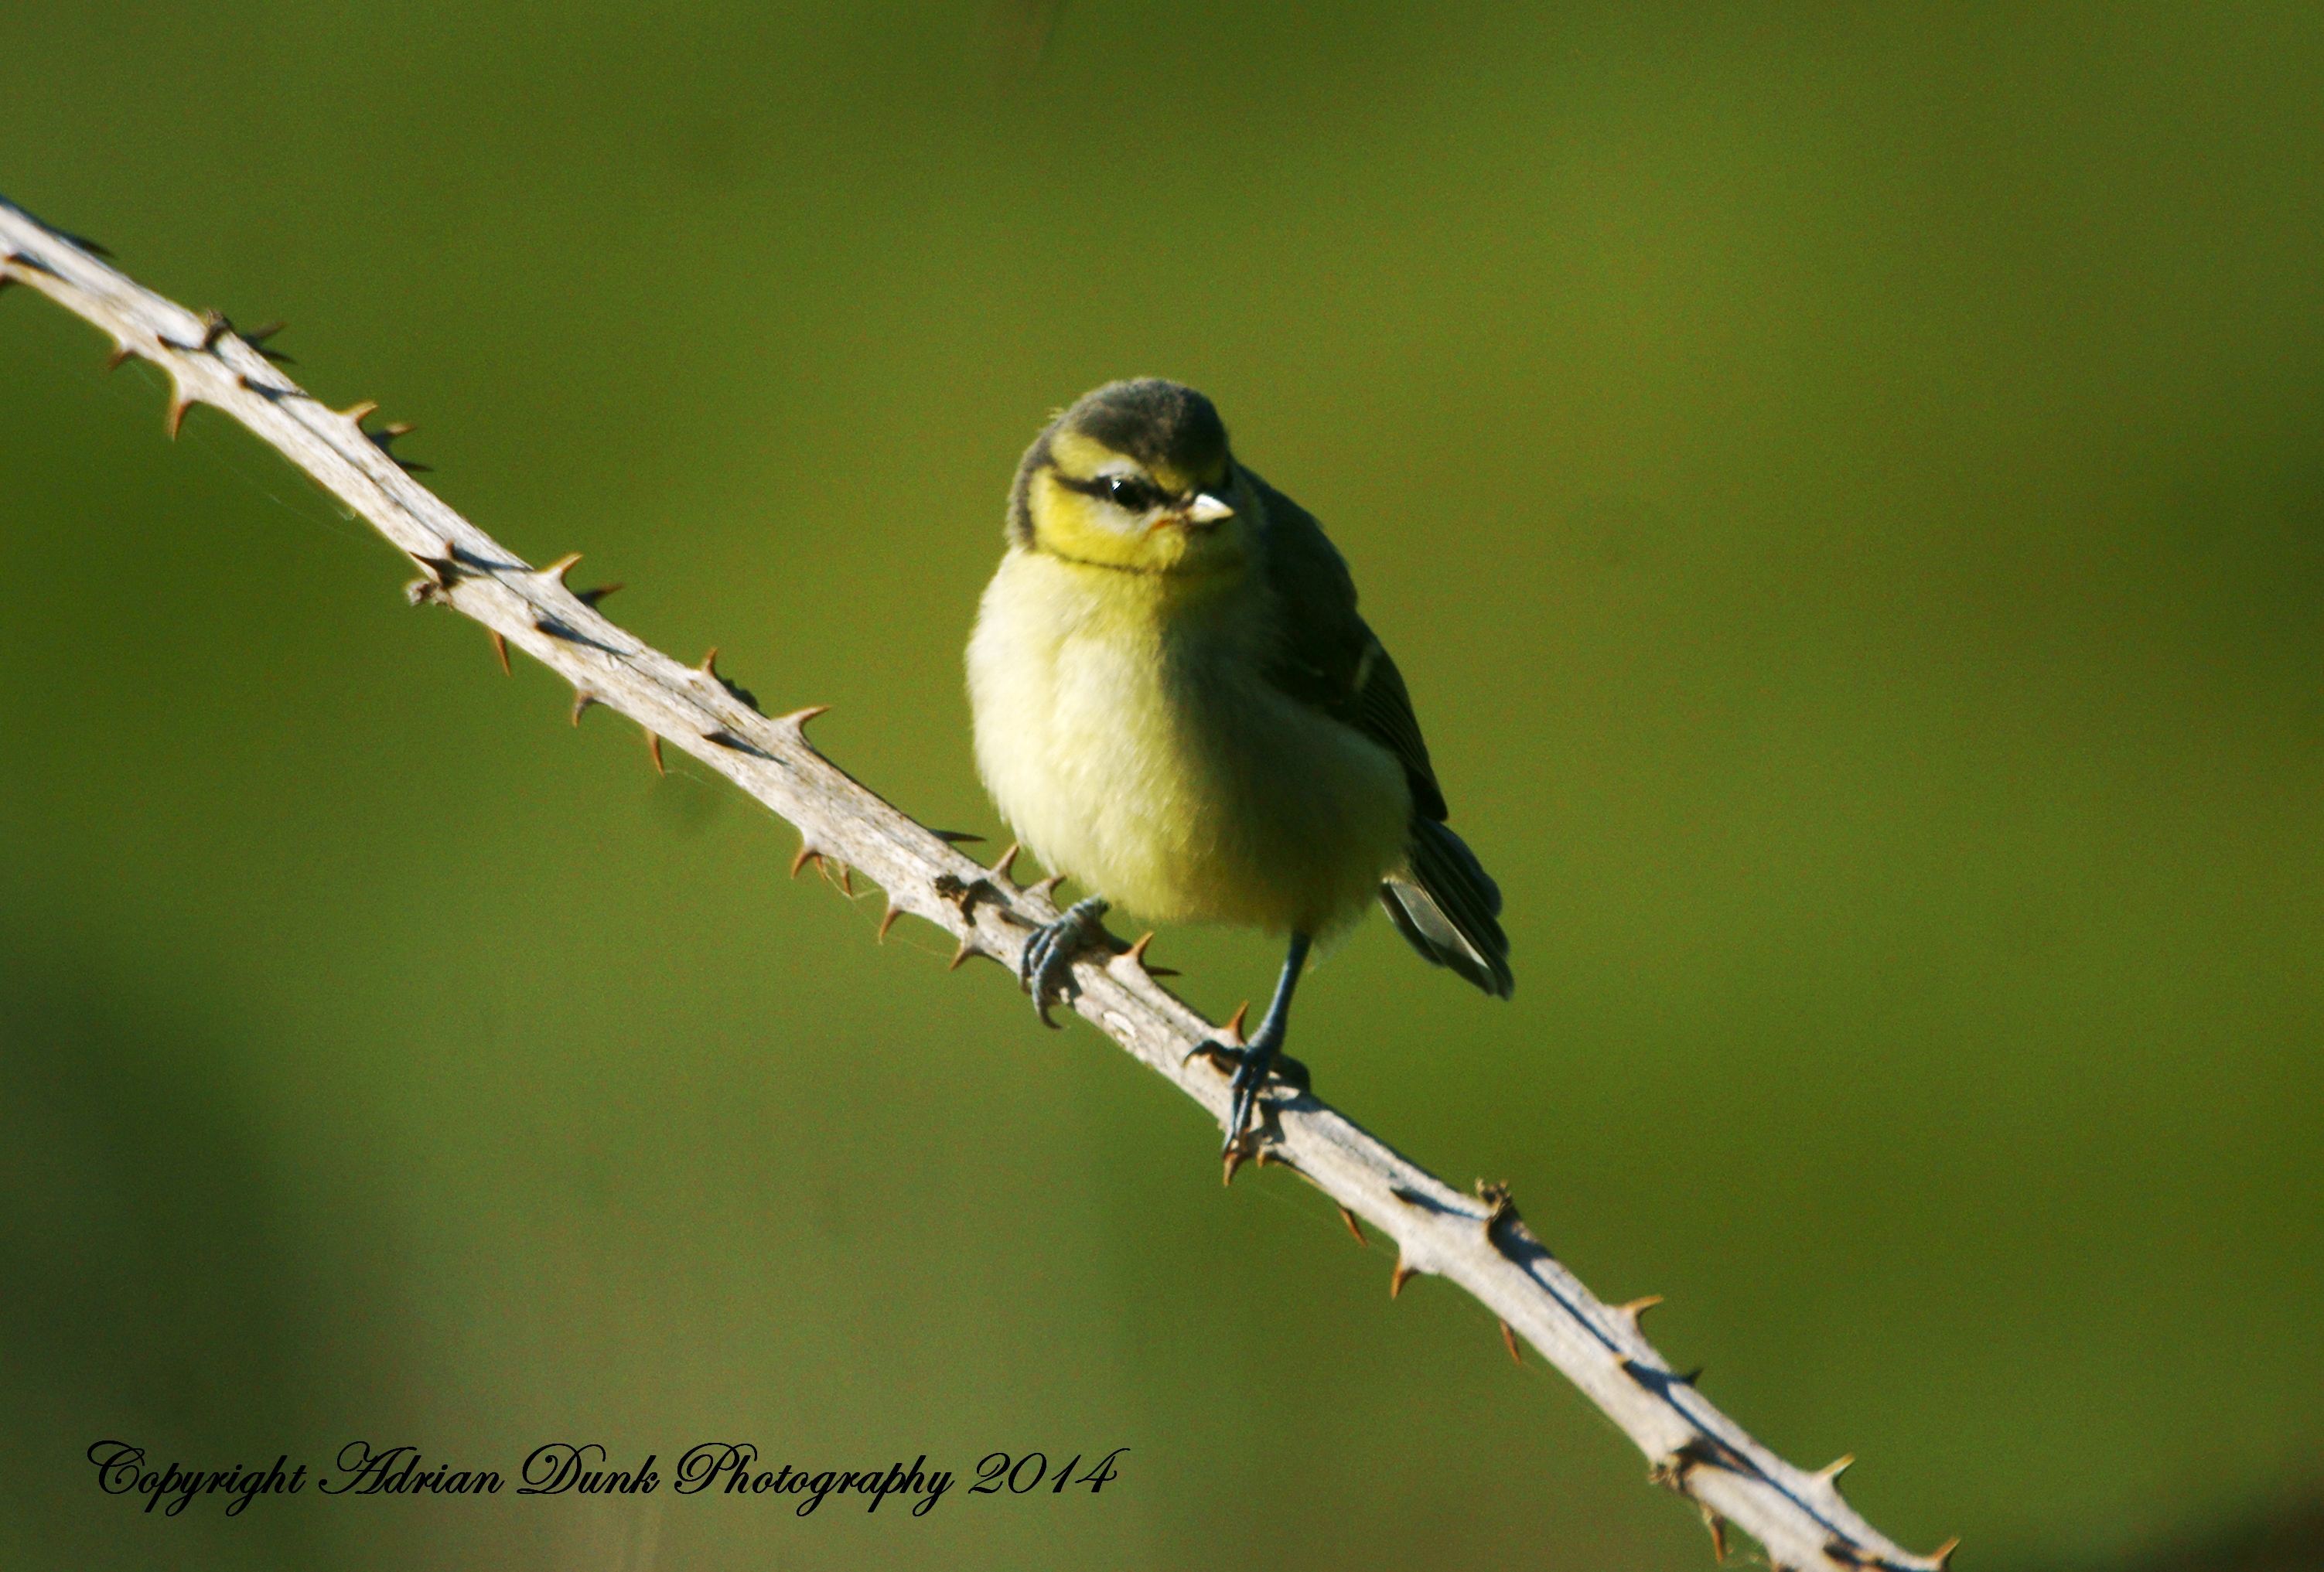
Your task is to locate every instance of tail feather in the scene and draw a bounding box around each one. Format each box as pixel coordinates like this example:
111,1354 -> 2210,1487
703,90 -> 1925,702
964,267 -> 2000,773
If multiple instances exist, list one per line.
1379,819 -> 1514,999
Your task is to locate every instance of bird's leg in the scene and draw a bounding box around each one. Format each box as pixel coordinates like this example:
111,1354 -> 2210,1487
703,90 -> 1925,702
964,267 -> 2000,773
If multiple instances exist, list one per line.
1017,896 -> 1113,1028
1187,932 -> 1314,1153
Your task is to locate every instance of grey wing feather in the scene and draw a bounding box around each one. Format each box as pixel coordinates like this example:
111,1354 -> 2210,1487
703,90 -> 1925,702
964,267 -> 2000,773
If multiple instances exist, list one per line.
1245,468 -> 1513,997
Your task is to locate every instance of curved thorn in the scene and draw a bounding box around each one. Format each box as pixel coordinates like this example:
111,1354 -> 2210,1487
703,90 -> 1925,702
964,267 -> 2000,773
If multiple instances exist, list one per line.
988,841 -> 1019,882
1222,1147 -> 1247,1187
790,841 -> 822,879
1220,1002 -> 1249,1046
535,551 -> 582,585
1500,1321 -> 1523,1365
1616,1294 -> 1664,1329
646,731 -> 665,776
1703,1509 -> 1730,1564
490,629 -> 510,675
779,704 -> 830,731
1930,1537 -> 1961,1570
165,387 -> 193,439
106,341 -> 136,370
1123,931 -> 1156,967
835,862 -> 854,895
1817,1454 -> 1855,1486
878,904 -> 903,941
1336,1204 -> 1367,1245
947,934 -> 982,971
698,646 -> 721,677
338,399 -> 380,422
1390,1258 -> 1418,1298
569,690 -> 598,726
1030,872 -> 1066,901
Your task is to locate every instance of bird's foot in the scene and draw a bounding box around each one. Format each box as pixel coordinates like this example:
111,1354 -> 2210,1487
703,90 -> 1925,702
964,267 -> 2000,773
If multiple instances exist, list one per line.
1018,896 -> 1112,1028
1185,1029 -> 1310,1154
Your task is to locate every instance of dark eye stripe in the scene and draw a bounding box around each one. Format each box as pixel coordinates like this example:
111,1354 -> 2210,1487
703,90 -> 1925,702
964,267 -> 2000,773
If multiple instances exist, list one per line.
1056,472 -> 1165,512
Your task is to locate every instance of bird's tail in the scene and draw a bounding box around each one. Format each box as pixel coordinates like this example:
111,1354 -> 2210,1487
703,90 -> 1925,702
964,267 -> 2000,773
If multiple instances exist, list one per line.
1378,819 -> 1514,999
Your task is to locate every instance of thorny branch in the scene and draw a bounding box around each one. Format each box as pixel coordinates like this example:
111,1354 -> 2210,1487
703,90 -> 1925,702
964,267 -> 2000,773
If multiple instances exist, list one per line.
1,193 -> 1954,1572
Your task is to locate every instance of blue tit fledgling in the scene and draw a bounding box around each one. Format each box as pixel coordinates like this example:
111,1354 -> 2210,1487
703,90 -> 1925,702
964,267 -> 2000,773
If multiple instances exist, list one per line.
967,379 -> 1510,1151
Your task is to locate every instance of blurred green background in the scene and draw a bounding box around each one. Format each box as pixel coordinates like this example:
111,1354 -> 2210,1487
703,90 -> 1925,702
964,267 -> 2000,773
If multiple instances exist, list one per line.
5,3 -> 2322,1569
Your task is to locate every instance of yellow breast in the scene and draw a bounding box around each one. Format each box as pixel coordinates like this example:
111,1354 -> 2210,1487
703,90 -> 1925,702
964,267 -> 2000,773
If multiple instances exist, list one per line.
966,547 -> 1411,936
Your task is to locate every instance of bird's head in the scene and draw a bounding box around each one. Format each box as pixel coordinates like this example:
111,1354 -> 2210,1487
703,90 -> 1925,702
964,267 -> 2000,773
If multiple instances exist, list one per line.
1010,379 -> 1253,578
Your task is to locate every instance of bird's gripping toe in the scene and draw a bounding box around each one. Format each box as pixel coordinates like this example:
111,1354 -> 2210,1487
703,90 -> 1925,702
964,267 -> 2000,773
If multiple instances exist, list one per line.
1018,896 -> 1112,1028
1186,1030 -> 1311,1154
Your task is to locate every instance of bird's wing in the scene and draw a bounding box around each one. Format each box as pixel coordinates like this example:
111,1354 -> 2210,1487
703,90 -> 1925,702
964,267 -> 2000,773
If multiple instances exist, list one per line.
1244,469 -> 1446,820
1247,469 -> 1513,997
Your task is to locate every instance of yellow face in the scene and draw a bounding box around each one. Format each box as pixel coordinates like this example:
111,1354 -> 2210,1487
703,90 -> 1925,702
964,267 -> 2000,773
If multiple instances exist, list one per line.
1025,428 -> 1254,578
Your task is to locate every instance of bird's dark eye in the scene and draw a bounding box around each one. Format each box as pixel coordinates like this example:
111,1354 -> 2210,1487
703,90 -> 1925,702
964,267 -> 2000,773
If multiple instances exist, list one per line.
1105,476 -> 1159,511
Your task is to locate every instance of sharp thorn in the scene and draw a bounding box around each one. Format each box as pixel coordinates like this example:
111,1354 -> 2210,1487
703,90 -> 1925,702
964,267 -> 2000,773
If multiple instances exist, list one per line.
1390,1259 -> 1418,1298
1817,1454 -> 1855,1486
1220,1002 -> 1249,1046
646,731 -> 665,775
1930,1538 -> 1961,1570
338,400 -> 379,422
1336,1205 -> 1367,1245
1222,1147 -> 1247,1187
790,841 -> 823,880
535,551 -> 583,585
988,842 -> 1019,882
1124,931 -> 1156,967
836,862 -> 854,895
569,690 -> 599,726
930,829 -> 985,845
698,646 -> 721,677
1500,1321 -> 1522,1365
489,629 -> 510,675
778,704 -> 828,731
1704,1509 -> 1730,1564
575,582 -> 622,607
199,309 -> 230,350
1030,872 -> 1066,900
947,934 -> 982,971
1616,1294 -> 1664,1328
878,904 -> 903,941
106,341 -> 135,370
165,390 -> 193,440
242,321 -> 292,361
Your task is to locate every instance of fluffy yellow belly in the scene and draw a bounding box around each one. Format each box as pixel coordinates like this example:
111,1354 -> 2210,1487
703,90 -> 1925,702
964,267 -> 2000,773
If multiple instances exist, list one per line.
967,551 -> 1410,936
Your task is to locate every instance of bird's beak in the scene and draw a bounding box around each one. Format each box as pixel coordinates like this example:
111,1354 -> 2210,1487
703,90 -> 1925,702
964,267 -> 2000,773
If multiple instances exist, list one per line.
1182,491 -> 1235,527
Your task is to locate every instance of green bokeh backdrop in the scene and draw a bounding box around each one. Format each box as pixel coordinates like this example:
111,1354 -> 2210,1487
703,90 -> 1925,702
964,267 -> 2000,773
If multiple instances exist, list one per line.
5,5 -> 2321,1569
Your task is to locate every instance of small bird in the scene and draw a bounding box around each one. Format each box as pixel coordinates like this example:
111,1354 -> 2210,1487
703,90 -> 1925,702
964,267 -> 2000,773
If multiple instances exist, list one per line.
967,379 -> 1511,1151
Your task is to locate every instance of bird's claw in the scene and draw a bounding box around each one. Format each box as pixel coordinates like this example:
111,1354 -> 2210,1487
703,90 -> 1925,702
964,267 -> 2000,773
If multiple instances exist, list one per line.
1017,895 -> 1111,1028
1185,1035 -> 1311,1151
